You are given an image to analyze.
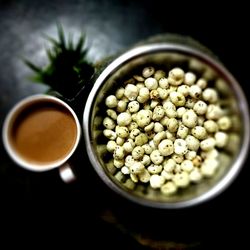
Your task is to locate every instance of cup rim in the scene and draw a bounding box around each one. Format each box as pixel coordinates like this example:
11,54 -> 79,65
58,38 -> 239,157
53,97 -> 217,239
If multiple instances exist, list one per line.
2,94 -> 81,172
83,43 -> 250,208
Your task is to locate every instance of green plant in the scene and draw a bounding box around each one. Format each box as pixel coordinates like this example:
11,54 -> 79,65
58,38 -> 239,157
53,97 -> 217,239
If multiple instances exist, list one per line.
25,24 -> 94,99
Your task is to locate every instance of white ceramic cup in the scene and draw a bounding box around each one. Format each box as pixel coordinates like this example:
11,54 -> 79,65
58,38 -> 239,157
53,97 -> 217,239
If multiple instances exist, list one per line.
2,94 -> 81,183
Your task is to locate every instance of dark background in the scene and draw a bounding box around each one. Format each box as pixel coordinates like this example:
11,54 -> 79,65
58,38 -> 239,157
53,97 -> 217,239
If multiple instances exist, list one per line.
0,0 -> 249,249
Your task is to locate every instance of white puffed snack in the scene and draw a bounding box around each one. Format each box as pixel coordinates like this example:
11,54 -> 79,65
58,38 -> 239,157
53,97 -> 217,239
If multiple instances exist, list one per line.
130,162 -> 145,174
117,112 -> 132,126
116,100 -> 127,113
145,77 -> 158,90
215,131 -> 228,148
116,136 -> 125,146
128,101 -> 140,113
105,95 -> 118,108
158,139 -> 174,156
150,150 -> 164,165
174,139 -> 188,155
182,109 -> 198,128
184,72 -> 196,86
168,68 -> 185,86
150,174 -> 165,189
136,109 -> 152,128
103,117 -> 116,130
124,84 -> 139,101
148,164 -> 163,174
132,146 -> 145,160
173,172 -> 190,188
161,181 -> 177,195
142,66 -> 155,78
193,100 -> 207,115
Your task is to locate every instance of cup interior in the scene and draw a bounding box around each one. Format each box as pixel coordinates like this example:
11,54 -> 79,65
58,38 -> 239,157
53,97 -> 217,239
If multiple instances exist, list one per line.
3,94 -> 81,172
84,44 -> 249,208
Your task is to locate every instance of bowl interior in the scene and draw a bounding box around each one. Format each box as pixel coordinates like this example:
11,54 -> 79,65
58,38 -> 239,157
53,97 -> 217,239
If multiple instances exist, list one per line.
85,44 -> 248,208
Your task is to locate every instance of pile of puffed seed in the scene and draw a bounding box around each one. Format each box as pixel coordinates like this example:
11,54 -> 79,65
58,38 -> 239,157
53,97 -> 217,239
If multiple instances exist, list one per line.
102,66 -> 231,195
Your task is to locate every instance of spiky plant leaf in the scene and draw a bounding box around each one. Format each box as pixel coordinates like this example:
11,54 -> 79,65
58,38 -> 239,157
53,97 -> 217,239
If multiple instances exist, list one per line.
25,24 -> 94,99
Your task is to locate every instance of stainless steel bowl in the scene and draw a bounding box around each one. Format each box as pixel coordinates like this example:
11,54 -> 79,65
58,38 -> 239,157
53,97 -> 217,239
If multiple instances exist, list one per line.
83,41 -> 249,209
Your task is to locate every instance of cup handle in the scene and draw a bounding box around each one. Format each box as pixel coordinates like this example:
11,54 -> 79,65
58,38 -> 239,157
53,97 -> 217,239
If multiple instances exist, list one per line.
59,163 -> 77,183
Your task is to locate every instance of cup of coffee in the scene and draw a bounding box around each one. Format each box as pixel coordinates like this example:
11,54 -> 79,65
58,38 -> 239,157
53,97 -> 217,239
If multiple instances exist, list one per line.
2,94 -> 81,183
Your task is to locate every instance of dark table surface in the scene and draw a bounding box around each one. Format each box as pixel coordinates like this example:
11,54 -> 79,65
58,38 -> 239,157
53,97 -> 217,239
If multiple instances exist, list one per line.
1,1 -> 249,249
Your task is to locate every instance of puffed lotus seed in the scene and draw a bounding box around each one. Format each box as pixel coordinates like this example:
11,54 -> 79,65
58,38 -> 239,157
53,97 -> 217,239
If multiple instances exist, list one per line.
150,174 -> 165,189
157,87 -> 168,99
204,120 -> 218,133
215,131 -> 228,148
163,158 -> 176,172
148,164 -> 163,174
161,181 -> 177,195
141,155 -> 151,166
185,135 -> 200,151
132,146 -> 145,160
125,155 -> 135,167
193,100 -> 207,115
150,150 -> 164,165
135,133 -> 148,146
152,106 -> 165,121
106,109 -> 117,120
115,87 -> 125,99
159,77 -> 169,89
161,170 -> 174,180
105,95 -> 118,108
189,85 -> 202,99
202,88 -> 218,103
128,101 -> 140,113
116,100 -> 127,112
117,112 -> 132,126
142,144 -> 153,154
154,122 -> 164,133
114,159 -> 124,168
182,110 -> 198,128
116,126 -> 129,138
177,85 -> 190,96
168,68 -> 185,86
191,126 -> 207,140
145,77 -> 158,90
136,109 -> 152,128
181,160 -> 194,172
124,84 -> 139,101
196,78 -> 207,89
206,104 -> 223,120
169,91 -> 186,106
154,70 -> 166,81
189,168 -> 202,183
217,116 -> 231,130
138,169 -> 151,183
176,107 -> 186,118
130,162 -> 145,174
103,129 -> 117,140
201,159 -> 219,177
174,139 -> 188,155
173,172 -> 190,188
184,72 -> 196,86
106,140 -> 117,153
116,137 -> 124,146
103,117 -> 116,130
142,66 -> 155,78
158,139 -> 174,156
200,138 -> 216,151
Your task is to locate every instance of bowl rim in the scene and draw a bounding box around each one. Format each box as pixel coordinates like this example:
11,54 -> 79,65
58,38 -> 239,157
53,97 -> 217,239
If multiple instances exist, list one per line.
83,43 -> 250,209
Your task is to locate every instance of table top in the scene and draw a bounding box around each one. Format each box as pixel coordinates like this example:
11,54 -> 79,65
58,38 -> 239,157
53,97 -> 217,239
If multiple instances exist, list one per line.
1,1 -> 249,249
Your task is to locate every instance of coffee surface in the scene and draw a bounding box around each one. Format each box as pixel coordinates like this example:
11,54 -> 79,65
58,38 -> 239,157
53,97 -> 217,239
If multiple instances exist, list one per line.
10,101 -> 77,165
